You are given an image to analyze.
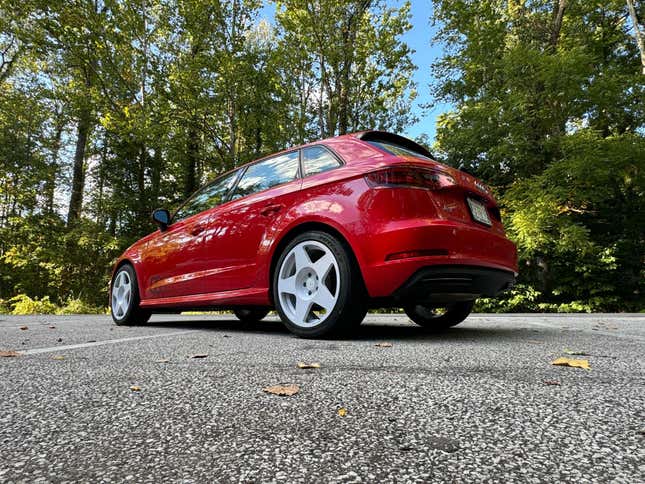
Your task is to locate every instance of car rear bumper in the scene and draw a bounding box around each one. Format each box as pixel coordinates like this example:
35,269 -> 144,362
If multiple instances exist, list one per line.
390,265 -> 515,304
358,220 -> 518,299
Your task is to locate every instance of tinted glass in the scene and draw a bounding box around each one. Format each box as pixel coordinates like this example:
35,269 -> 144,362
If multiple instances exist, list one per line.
367,140 -> 432,160
302,145 -> 341,176
174,171 -> 238,222
231,151 -> 300,199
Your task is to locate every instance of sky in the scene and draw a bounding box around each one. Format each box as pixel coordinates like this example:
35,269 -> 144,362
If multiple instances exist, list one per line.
260,1 -> 453,143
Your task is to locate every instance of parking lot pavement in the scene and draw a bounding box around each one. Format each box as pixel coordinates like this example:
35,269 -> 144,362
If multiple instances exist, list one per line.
0,313 -> 643,483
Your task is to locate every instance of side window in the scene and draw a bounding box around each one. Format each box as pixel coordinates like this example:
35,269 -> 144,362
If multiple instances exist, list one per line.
231,151 -> 300,200
173,170 -> 238,222
302,145 -> 341,176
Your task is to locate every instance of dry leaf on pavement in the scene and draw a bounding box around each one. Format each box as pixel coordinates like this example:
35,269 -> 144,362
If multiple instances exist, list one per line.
130,386 -> 141,391
297,362 -> 321,369
551,357 -> 590,370
375,342 -> 393,348
19,326 -> 28,330
263,384 -> 300,396
337,407 -> 348,417
52,355 -> 65,360
0,350 -> 19,357
543,380 -> 561,386
564,349 -> 590,356
48,326 -> 56,329
157,358 -> 170,363
188,354 -> 208,359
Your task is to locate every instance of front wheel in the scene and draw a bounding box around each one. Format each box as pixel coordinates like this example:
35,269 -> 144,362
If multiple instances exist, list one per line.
404,300 -> 474,330
272,231 -> 367,338
111,264 -> 151,326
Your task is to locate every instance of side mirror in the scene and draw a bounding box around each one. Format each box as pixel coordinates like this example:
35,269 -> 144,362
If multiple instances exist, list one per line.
152,208 -> 170,231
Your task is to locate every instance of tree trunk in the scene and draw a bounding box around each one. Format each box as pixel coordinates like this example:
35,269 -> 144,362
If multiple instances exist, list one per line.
184,121 -> 199,198
626,0 -> 645,74
67,107 -> 91,225
44,115 -> 64,214
549,0 -> 567,49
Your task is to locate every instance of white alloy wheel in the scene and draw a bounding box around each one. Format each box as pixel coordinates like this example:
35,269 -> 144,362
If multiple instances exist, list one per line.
277,240 -> 340,328
111,269 -> 132,320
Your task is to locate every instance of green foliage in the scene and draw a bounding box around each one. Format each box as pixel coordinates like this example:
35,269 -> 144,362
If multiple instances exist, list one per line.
433,0 -> 644,312
0,215 -> 125,307
9,294 -> 58,315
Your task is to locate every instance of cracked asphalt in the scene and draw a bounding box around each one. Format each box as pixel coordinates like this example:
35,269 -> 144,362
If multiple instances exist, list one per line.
0,313 -> 643,483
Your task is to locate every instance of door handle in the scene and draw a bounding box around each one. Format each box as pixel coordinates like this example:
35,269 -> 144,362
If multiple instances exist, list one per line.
190,223 -> 206,236
260,204 -> 284,216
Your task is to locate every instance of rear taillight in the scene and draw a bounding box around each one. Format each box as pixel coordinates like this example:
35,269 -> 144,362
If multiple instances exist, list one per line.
365,166 -> 455,190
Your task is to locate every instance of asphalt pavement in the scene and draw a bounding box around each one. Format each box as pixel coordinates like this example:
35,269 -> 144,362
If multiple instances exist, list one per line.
0,313 -> 643,483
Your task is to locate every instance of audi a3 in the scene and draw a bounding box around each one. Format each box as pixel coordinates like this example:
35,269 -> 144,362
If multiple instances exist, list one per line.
110,131 -> 518,337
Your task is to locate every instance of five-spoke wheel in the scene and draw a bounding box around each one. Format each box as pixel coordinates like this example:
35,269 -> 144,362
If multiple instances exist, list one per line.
110,264 -> 150,326
273,231 -> 366,338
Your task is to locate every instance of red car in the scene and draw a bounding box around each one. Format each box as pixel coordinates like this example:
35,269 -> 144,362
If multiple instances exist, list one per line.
110,131 -> 517,337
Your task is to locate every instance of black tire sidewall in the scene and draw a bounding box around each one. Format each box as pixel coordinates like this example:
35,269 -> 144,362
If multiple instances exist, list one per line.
404,300 -> 474,329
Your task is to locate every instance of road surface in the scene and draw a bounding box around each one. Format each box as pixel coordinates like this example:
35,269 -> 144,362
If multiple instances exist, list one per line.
1,313 -> 643,483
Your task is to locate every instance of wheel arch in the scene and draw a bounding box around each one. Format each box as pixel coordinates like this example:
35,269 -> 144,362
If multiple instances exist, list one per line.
267,221 -> 367,304
110,258 -> 144,299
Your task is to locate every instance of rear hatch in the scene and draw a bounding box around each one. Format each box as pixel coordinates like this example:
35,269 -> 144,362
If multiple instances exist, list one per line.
358,132 -> 503,231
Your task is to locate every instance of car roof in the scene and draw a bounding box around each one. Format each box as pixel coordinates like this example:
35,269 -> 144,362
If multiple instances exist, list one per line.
236,130 -> 431,168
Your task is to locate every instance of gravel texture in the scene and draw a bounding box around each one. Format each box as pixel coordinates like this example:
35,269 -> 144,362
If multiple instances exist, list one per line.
0,313 -> 643,483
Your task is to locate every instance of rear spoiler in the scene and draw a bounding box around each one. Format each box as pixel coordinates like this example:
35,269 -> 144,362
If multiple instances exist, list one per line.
355,130 -> 435,160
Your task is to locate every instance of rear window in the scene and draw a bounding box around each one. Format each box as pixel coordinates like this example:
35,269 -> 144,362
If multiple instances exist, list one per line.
367,140 -> 432,160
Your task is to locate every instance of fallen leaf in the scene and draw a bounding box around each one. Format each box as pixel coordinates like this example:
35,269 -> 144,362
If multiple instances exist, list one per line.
52,355 -> 65,361
297,362 -> 321,369
375,342 -> 393,348
0,350 -> 19,357
157,358 -> 170,363
551,357 -> 590,370
564,349 -> 590,356
48,326 -> 56,329
188,354 -> 208,359
130,386 -> 141,392
337,407 -> 348,417
263,384 -> 300,396
19,326 -> 28,330
543,380 -> 561,386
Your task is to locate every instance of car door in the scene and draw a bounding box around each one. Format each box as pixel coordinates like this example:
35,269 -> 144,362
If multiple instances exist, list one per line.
199,150 -> 302,293
139,171 -> 239,300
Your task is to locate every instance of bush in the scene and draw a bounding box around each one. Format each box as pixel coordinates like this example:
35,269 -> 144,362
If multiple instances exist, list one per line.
9,294 -> 58,315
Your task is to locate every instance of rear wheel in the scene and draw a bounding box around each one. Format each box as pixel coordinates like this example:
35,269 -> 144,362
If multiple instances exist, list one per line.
273,231 -> 367,338
111,264 -> 151,326
404,300 -> 474,330
234,308 -> 270,323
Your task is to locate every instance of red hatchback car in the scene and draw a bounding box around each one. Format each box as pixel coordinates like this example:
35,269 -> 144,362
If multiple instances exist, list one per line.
110,131 -> 517,337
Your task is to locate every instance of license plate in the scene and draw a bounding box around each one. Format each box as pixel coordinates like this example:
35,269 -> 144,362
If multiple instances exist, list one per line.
466,198 -> 491,226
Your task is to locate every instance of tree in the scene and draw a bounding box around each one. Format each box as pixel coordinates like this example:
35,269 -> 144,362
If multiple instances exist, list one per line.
431,0 -> 644,309
275,0 -> 417,138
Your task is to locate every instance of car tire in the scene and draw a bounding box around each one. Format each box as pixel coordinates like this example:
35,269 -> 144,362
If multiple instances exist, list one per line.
272,231 -> 367,338
404,300 -> 474,330
110,264 -> 151,326
234,308 -> 270,323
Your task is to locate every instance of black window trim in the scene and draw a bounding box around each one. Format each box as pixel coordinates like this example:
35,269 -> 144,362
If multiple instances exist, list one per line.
300,143 -> 345,178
